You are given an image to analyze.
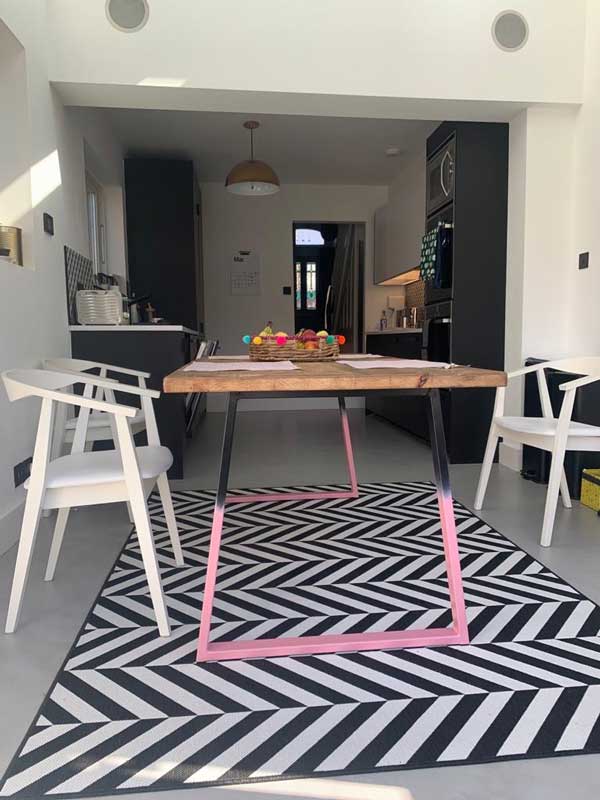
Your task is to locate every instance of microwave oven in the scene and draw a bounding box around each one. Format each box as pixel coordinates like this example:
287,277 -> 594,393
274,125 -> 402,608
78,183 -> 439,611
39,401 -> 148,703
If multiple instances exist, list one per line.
426,136 -> 455,216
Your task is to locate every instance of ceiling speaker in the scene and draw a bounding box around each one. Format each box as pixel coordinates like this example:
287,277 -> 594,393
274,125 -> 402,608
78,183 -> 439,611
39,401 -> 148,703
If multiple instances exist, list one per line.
106,0 -> 149,32
492,10 -> 529,51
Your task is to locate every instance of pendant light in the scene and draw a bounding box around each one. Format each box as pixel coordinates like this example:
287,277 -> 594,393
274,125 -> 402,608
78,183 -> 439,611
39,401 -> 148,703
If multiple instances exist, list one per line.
225,121 -> 280,196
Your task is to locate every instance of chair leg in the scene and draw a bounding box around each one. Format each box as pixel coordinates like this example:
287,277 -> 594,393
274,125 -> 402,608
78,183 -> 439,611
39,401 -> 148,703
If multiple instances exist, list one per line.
125,502 -> 135,524
44,508 -> 70,582
157,472 -> 184,566
560,469 -> 572,509
474,425 -> 499,510
129,495 -> 171,636
5,490 -> 44,633
541,450 -> 567,547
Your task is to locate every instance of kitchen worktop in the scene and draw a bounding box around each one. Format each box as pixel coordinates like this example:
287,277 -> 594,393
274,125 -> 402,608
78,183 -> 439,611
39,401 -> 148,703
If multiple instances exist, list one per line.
69,325 -> 199,335
366,328 -> 422,335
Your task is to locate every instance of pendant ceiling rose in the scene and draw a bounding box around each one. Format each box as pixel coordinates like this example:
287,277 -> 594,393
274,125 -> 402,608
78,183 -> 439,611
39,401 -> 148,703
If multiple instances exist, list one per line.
225,121 -> 280,196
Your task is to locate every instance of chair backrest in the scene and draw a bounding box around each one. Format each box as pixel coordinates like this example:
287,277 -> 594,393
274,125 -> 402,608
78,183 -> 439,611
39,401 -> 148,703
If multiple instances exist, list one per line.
3,368 -> 81,402
44,357 -> 99,374
195,339 -> 219,360
541,357 -> 600,377
2,368 -> 137,418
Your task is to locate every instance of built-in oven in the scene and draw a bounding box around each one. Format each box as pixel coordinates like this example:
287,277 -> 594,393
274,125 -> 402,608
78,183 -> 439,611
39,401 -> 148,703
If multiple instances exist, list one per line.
424,204 -> 454,306
426,136 -> 455,217
422,300 -> 452,363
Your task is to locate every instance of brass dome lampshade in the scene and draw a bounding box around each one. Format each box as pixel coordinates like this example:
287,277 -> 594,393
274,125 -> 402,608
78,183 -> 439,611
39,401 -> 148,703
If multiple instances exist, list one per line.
225,121 -> 280,196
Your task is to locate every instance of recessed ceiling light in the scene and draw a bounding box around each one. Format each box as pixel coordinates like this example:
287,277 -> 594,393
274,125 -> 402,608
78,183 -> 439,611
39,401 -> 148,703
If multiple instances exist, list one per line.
106,0 -> 150,33
385,146 -> 400,157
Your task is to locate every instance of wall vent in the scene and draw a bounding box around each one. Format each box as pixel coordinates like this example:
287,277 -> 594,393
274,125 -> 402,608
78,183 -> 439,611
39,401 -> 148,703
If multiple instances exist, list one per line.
106,0 -> 149,33
492,10 -> 529,51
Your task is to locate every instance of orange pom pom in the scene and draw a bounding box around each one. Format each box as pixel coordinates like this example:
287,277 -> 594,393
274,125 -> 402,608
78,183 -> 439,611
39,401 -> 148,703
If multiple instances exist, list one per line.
337,335 -> 346,346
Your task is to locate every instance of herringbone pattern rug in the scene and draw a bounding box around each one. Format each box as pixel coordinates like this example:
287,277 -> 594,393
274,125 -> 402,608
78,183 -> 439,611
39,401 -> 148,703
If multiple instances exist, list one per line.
2,482 -> 600,797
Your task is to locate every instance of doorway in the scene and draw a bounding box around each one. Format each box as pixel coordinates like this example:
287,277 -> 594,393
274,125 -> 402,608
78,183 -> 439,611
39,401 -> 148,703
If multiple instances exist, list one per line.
292,222 -> 365,352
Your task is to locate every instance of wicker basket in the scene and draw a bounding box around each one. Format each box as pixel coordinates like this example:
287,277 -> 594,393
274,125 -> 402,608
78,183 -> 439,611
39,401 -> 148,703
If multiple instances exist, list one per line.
249,337 -> 339,361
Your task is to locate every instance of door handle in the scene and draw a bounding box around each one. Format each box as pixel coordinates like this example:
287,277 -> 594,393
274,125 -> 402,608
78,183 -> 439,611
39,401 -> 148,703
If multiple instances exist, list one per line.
440,151 -> 453,197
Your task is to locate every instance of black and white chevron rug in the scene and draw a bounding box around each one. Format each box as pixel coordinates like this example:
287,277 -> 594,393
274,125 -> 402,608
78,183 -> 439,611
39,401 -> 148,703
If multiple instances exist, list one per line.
2,481 -> 600,798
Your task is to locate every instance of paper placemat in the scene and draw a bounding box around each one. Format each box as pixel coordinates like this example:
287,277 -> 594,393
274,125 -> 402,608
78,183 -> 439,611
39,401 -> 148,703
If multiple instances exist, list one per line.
338,359 -> 450,370
184,360 -> 298,372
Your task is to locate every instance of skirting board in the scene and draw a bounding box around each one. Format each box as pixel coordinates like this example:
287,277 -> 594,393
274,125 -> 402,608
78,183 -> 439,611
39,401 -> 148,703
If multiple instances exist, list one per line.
500,440 -> 522,472
0,498 -> 24,558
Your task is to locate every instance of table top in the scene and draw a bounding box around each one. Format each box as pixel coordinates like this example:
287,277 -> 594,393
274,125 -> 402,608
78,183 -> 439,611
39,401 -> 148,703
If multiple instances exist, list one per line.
163,358 -> 507,394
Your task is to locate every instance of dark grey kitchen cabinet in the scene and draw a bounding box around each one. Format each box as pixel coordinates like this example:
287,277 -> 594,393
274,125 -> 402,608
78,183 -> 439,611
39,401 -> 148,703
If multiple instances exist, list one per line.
125,158 -> 204,334
365,332 -> 428,440
70,328 -> 200,479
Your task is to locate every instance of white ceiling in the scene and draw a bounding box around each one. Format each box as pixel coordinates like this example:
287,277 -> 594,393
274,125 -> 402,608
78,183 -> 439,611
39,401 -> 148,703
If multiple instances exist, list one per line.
103,109 -> 438,185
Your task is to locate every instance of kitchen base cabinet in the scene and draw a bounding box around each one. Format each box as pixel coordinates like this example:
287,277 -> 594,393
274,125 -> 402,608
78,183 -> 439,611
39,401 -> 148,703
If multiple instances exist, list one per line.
365,332 -> 428,440
70,327 -> 200,479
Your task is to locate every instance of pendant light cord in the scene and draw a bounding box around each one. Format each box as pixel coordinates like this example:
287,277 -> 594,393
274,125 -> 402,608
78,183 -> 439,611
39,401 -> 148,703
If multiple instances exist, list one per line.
250,127 -> 255,161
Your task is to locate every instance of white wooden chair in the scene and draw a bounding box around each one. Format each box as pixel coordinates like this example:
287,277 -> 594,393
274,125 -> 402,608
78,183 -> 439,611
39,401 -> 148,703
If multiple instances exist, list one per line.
2,368 -> 184,636
475,357 -> 600,547
44,358 -> 147,453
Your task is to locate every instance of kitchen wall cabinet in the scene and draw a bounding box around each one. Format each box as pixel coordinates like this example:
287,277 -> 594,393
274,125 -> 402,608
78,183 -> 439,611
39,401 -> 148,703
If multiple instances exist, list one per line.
373,154 -> 426,284
373,205 -> 389,284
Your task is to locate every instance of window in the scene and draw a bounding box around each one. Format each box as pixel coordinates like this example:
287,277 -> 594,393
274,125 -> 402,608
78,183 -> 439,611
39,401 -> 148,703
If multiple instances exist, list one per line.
306,262 -> 317,309
86,172 -> 107,272
295,262 -> 302,310
295,228 -> 325,246
295,260 -> 318,310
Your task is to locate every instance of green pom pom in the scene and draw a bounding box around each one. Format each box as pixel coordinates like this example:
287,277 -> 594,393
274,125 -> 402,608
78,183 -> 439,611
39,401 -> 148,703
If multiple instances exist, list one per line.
242,334 -> 251,344
326,335 -> 335,344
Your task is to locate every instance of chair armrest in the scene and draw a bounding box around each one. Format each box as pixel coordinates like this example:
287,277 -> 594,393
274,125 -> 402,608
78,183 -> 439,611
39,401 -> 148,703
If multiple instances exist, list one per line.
46,370 -> 160,399
90,361 -> 151,380
559,374 -> 600,392
506,363 -> 546,380
44,358 -> 150,380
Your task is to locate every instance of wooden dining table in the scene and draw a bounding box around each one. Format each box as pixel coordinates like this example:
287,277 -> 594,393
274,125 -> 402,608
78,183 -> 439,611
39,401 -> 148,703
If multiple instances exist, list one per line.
164,358 -> 507,663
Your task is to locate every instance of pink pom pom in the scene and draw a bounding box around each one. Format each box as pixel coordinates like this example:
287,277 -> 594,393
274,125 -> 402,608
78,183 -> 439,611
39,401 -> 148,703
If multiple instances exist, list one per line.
276,335 -> 287,346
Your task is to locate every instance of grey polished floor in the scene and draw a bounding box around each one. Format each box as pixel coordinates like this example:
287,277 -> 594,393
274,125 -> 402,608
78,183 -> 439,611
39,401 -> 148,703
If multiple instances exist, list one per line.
1,409 -> 600,800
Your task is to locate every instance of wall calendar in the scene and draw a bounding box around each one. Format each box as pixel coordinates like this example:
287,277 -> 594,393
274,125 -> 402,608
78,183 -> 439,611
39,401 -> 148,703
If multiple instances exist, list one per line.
230,250 -> 261,295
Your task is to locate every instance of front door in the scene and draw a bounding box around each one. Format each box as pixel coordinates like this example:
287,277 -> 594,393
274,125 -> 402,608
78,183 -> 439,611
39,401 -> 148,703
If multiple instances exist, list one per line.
294,244 -> 334,333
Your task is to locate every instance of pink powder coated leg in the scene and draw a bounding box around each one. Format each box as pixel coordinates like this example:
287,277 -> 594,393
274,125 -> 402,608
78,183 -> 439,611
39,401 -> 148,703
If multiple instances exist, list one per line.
197,389 -> 469,662
436,491 -> 469,643
197,504 -> 225,659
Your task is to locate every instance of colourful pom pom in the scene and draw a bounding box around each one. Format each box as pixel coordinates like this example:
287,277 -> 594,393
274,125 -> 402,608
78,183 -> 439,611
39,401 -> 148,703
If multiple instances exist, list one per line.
276,335 -> 286,345
337,335 -> 346,346
252,336 -> 262,345
326,335 -> 335,345
242,334 -> 251,344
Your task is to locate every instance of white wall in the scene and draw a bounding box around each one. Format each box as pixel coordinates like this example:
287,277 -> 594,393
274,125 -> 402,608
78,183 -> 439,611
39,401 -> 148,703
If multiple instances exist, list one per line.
502,106 -> 577,469
568,0 -> 600,354
201,182 -> 388,409
47,1 -> 585,107
0,21 -> 33,266
0,1 -> 126,553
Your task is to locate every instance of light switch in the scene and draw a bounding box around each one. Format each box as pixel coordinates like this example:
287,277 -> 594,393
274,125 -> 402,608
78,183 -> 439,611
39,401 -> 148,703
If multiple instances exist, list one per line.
579,252 -> 590,270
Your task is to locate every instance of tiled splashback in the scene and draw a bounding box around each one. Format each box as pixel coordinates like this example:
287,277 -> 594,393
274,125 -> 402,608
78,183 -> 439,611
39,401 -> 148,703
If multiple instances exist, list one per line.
402,279 -> 425,327
405,279 -> 425,308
